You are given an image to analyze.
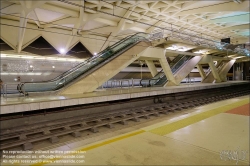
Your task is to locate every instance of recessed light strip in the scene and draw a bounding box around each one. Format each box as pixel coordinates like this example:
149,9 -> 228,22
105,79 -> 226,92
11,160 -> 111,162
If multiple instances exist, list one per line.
0,53 -> 86,62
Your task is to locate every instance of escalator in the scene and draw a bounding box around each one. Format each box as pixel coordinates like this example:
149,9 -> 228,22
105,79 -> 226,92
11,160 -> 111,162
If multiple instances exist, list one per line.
140,55 -> 193,87
17,33 -> 150,95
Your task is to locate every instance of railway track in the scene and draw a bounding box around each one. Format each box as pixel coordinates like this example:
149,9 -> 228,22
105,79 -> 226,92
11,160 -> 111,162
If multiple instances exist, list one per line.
0,84 -> 249,151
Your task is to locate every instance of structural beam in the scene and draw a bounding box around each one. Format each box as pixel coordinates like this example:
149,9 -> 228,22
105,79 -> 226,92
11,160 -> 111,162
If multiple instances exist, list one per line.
167,56 -> 202,86
17,1 -> 46,53
219,60 -> 236,82
100,6 -> 135,50
64,0 -> 86,54
159,55 -> 177,86
208,61 -> 222,83
178,1 -> 249,15
17,11 -> 29,53
196,64 -> 206,80
145,60 -> 158,77
146,20 -> 162,33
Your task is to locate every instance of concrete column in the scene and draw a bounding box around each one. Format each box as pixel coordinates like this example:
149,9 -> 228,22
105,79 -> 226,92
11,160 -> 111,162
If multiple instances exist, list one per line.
158,50 -> 177,85
208,61 -> 222,83
145,60 -> 158,77
167,56 -> 202,86
196,64 -> 206,80
219,60 -> 235,82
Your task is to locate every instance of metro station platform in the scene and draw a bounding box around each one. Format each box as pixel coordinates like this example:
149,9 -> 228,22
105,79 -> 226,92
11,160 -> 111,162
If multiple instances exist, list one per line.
0,81 -> 248,114
5,94 -> 249,166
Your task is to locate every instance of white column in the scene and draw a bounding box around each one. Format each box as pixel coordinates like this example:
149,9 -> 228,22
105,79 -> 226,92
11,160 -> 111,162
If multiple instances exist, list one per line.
159,50 -> 177,86
145,60 -> 158,77
208,61 -> 222,83
197,64 -> 206,80
166,56 -> 202,85
219,60 -> 236,82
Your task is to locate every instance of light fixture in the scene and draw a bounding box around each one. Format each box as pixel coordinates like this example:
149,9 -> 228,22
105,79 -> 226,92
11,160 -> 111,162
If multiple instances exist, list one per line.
29,65 -> 33,68
177,47 -> 188,52
1,53 -> 85,62
166,45 -> 178,50
233,0 -> 242,4
59,48 -> 65,54
94,52 -> 97,55
1,73 -> 42,75
194,50 -> 205,54
52,66 -> 55,68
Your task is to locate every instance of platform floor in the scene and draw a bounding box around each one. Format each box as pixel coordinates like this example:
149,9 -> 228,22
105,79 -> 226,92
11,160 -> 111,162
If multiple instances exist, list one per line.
0,81 -> 248,114
4,95 -> 248,166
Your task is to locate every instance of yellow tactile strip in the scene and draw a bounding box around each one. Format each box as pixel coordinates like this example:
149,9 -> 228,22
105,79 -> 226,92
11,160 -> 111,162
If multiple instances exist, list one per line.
149,98 -> 249,136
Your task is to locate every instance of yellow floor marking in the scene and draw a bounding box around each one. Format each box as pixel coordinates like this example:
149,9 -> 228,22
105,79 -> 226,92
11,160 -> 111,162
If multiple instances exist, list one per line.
149,98 -> 249,136
31,130 -> 144,166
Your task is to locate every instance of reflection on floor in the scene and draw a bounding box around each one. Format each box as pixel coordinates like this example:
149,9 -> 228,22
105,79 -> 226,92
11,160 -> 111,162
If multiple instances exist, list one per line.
16,95 -> 249,166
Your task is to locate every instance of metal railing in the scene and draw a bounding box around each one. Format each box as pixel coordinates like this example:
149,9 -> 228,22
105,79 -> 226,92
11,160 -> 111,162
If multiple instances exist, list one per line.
227,76 -> 233,81
151,29 -> 249,56
102,78 -> 137,89
1,83 -> 24,98
185,77 -> 195,84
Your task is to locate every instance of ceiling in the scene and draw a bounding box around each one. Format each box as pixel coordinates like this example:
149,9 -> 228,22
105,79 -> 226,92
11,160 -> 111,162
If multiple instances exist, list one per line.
0,0 -> 249,57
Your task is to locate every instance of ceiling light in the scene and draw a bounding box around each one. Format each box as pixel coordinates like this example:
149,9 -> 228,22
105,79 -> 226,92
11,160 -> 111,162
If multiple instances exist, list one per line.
233,0 -> 242,4
1,53 -> 85,62
177,47 -> 188,52
94,52 -> 97,55
29,65 -> 33,68
1,73 -> 42,75
166,45 -> 178,50
52,66 -> 55,68
59,48 -> 65,54
194,50 -> 204,54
